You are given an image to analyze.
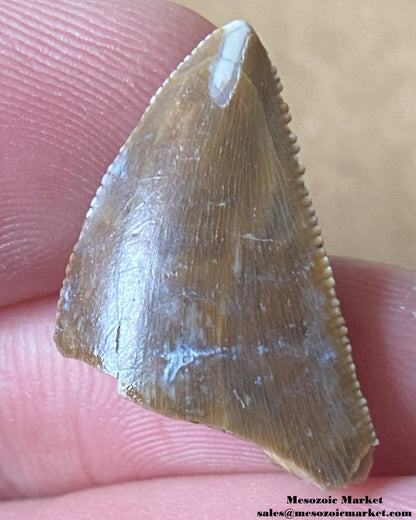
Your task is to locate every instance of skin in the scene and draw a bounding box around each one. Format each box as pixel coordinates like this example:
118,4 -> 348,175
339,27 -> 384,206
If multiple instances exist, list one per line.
0,0 -> 415,517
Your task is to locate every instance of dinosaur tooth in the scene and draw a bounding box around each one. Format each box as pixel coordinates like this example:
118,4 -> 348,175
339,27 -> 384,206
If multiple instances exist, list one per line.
54,19 -> 378,489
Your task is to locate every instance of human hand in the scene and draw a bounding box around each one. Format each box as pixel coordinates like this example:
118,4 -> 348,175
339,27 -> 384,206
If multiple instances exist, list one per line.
1,1 -> 415,517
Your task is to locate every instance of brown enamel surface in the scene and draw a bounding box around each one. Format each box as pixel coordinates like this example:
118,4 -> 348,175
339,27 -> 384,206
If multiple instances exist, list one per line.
55,21 -> 377,489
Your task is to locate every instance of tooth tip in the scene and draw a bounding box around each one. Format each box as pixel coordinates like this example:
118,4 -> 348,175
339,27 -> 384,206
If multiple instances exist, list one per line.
209,20 -> 254,106
222,19 -> 252,32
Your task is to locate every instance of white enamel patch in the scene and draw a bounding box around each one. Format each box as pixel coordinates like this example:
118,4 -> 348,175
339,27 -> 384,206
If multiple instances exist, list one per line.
209,20 -> 251,107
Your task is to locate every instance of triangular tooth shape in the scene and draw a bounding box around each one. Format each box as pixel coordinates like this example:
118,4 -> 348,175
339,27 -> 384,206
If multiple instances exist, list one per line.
55,20 -> 378,489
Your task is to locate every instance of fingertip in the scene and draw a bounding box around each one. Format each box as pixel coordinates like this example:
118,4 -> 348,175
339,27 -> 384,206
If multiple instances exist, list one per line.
0,0 -> 214,306
331,257 -> 416,479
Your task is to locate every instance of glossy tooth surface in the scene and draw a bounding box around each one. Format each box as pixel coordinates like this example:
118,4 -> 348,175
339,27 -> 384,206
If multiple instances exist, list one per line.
55,20 -> 378,489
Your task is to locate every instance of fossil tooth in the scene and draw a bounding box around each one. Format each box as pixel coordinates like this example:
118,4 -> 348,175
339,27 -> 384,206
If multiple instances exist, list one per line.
54,19 -> 378,489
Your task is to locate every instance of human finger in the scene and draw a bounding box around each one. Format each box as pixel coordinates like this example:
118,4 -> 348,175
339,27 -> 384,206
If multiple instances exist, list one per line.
0,0 -> 213,307
1,259 -> 414,499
